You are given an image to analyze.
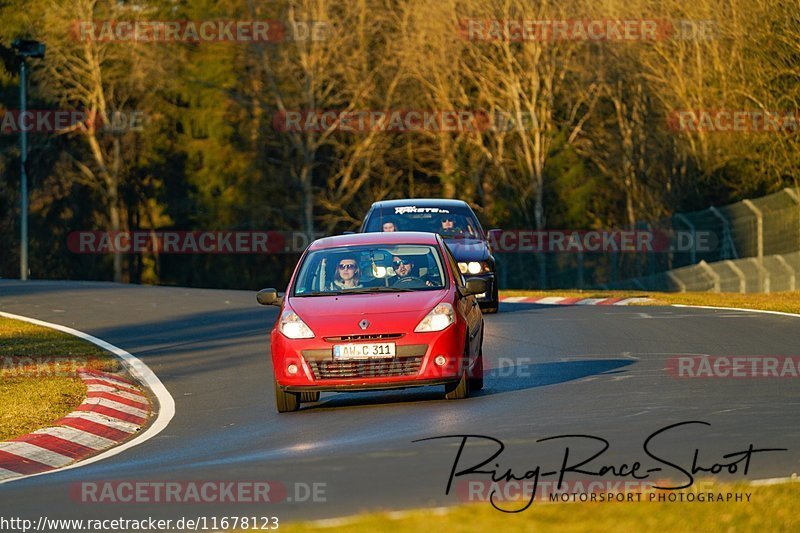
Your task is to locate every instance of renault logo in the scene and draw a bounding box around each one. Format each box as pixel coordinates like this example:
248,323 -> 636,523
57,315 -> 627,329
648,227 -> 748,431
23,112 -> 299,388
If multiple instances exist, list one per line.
358,319 -> 370,330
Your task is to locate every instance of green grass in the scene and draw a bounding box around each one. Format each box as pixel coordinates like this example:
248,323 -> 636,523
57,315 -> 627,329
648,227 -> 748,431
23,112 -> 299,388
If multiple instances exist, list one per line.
279,482 -> 798,531
0,317 -> 120,441
501,290 -> 800,315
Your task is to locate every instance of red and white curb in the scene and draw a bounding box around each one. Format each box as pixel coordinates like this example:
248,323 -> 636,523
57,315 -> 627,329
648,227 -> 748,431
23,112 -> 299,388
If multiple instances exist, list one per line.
0,311 -> 175,485
500,296 -> 650,306
0,370 -> 150,482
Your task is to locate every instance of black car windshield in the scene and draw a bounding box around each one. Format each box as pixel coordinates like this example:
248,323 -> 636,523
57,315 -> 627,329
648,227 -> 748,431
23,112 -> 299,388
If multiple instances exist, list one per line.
292,244 -> 447,296
365,204 -> 484,238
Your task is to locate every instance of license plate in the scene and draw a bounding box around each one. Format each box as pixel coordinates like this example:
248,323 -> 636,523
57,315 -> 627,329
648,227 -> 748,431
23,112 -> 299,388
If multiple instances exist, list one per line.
333,342 -> 396,360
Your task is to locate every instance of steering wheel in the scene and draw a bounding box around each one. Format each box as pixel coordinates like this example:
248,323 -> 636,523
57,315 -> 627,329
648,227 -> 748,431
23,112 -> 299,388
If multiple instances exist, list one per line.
393,275 -> 423,285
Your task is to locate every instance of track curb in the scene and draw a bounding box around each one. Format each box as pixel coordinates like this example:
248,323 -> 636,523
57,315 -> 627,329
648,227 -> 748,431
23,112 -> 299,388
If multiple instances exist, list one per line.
0,311 -> 175,485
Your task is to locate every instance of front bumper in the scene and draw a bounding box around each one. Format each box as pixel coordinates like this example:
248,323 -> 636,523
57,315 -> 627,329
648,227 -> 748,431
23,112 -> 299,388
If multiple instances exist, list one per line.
472,273 -> 497,305
272,324 -> 469,390
283,377 -> 458,393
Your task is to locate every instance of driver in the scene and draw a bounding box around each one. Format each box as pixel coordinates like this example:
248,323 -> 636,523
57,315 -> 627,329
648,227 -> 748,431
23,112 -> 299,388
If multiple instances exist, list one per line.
388,255 -> 433,287
439,216 -> 463,235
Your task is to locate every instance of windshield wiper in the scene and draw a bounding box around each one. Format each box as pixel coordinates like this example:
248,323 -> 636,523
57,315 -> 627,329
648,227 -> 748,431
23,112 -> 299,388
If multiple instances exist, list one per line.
293,291 -> 336,297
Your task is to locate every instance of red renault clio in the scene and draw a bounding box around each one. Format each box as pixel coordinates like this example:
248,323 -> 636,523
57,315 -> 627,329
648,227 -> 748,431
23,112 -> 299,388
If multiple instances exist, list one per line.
257,231 -> 486,412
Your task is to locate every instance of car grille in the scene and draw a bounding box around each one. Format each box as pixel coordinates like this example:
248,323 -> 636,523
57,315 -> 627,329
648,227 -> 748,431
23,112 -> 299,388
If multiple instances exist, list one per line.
323,333 -> 404,342
308,356 -> 423,380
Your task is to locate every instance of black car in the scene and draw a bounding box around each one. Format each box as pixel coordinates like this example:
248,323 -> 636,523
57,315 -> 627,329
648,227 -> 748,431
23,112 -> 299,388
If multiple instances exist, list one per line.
359,198 -> 499,313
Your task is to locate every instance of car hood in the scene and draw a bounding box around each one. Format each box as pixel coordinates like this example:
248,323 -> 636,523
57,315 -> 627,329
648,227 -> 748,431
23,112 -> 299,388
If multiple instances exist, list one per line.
287,290 -> 447,336
443,238 -> 489,262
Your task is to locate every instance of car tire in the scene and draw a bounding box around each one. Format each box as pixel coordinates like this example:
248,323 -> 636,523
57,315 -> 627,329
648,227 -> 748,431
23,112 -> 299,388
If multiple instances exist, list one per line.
300,391 -> 320,403
469,345 -> 484,392
482,284 -> 500,313
445,339 -> 471,400
444,369 -> 469,400
274,378 -> 300,413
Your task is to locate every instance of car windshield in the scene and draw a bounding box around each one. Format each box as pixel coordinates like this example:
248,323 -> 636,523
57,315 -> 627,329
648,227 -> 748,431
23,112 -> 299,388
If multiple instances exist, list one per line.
365,205 -> 483,238
292,244 -> 447,296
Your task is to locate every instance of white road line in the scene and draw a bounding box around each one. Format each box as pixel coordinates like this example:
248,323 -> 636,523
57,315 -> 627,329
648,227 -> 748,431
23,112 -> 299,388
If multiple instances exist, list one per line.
0,442 -> 72,468
501,296 -> 526,303
672,304 -> 800,319
32,426 -> 116,450
0,311 -> 175,485
750,475 -> 799,486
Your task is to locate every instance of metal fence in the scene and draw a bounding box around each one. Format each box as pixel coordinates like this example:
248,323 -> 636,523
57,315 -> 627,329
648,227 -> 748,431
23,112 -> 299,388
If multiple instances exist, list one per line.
496,188 -> 800,292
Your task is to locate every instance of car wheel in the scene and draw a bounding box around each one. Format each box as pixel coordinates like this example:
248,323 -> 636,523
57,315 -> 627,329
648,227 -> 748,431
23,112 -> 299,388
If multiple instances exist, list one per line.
482,284 -> 499,313
444,369 -> 469,400
300,391 -> 320,403
445,339 -> 471,400
274,378 -> 300,413
469,345 -> 484,392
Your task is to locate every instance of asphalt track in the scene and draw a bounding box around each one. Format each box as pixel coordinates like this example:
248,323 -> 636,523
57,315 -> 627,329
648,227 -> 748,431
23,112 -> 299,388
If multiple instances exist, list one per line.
0,280 -> 798,524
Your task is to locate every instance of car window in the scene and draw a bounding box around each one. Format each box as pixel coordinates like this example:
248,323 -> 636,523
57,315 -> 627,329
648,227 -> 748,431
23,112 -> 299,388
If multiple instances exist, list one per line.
292,244 -> 448,295
365,204 -> 484,239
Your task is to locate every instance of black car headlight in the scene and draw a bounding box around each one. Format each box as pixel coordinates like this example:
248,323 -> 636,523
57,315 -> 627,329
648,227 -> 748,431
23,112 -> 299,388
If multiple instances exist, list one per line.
458,261 -> 491,275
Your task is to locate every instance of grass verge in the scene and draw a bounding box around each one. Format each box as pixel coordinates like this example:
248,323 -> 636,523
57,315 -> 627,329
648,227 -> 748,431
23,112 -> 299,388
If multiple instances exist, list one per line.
0,316 -> 120,441
500,290 -> 800,315
280,481 -> 798,532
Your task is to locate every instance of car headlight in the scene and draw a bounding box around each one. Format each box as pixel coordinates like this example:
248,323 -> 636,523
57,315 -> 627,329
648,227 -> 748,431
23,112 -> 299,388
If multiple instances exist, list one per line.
414,303 -> 455,332
279,310 -> 315,339
459,261 -> 490,274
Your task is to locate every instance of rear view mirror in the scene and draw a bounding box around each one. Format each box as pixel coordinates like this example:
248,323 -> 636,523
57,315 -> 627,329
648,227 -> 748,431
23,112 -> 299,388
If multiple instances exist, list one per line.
463,278 -> 487,296
256,288 -> 282,306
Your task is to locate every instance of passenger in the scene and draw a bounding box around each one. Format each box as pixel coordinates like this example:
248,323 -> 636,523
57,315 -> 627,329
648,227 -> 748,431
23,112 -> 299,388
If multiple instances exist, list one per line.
330,257 -> 362,290
382,219 -> 398,232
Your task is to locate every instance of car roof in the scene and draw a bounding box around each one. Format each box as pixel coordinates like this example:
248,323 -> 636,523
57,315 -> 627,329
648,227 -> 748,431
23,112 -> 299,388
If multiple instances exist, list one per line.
308,231 -> 440,250
370,198 -> 471,209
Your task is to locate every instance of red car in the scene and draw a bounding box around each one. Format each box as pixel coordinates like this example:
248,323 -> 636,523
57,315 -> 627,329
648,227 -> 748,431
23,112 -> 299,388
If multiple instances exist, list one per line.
257,231 -> 486,412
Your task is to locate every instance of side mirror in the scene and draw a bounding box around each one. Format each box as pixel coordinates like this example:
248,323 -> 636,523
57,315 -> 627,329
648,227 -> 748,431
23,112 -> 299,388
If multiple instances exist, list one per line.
256,288 -> 282,306
462,278 -> 487,296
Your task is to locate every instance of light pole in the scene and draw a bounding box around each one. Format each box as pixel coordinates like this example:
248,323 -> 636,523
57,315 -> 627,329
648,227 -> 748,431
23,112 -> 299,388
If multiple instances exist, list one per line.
11,39 -> 45,281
